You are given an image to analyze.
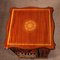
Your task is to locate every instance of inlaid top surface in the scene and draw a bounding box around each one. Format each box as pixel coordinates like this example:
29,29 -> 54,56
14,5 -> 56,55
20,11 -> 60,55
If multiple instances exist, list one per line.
5,7 -> 55,49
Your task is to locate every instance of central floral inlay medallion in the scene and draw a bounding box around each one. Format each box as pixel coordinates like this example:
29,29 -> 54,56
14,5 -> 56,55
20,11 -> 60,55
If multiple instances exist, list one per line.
24,20 -> 36,31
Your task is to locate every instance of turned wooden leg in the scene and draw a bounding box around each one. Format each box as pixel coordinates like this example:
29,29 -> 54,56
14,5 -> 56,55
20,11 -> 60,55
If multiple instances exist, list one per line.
39,48 -> 50,58
35,48 -> 50,58
35,48 -> 40,57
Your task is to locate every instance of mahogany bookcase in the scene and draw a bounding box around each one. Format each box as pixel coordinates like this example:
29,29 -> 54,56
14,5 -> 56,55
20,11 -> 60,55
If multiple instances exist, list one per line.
5,7 -> 55,58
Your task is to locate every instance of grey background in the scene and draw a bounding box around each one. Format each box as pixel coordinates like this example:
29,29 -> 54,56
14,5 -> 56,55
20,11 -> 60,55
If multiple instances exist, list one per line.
0,0 -> 60,60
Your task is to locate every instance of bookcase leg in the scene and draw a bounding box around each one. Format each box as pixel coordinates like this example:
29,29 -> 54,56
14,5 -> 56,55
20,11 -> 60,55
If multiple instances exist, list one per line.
38,48 -> 50,58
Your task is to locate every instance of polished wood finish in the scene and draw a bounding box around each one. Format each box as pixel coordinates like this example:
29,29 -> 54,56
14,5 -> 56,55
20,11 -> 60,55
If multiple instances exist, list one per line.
5,7 -> 55,50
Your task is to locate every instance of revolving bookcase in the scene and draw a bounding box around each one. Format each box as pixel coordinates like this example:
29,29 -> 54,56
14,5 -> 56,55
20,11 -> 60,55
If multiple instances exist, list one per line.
5,7 -> 55,58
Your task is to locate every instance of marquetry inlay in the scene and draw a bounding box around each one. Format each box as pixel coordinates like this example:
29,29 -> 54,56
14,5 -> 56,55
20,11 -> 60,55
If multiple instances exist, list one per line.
24,20 -> 36,31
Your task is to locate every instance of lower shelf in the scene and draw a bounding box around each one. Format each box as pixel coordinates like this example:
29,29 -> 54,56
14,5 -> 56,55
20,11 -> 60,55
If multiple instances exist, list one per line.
10,47 -> 50,58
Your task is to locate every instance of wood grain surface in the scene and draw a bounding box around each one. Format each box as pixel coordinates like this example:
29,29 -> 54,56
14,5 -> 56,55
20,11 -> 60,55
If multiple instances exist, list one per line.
5,7 -> 55,49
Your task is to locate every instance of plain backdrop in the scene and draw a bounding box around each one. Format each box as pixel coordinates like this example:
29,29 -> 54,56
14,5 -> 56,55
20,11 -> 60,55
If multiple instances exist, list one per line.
0,0 -> 60,60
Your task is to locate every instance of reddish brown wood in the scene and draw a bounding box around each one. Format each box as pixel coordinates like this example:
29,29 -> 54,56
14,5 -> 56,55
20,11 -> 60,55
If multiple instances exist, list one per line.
5,7 -> 55,50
